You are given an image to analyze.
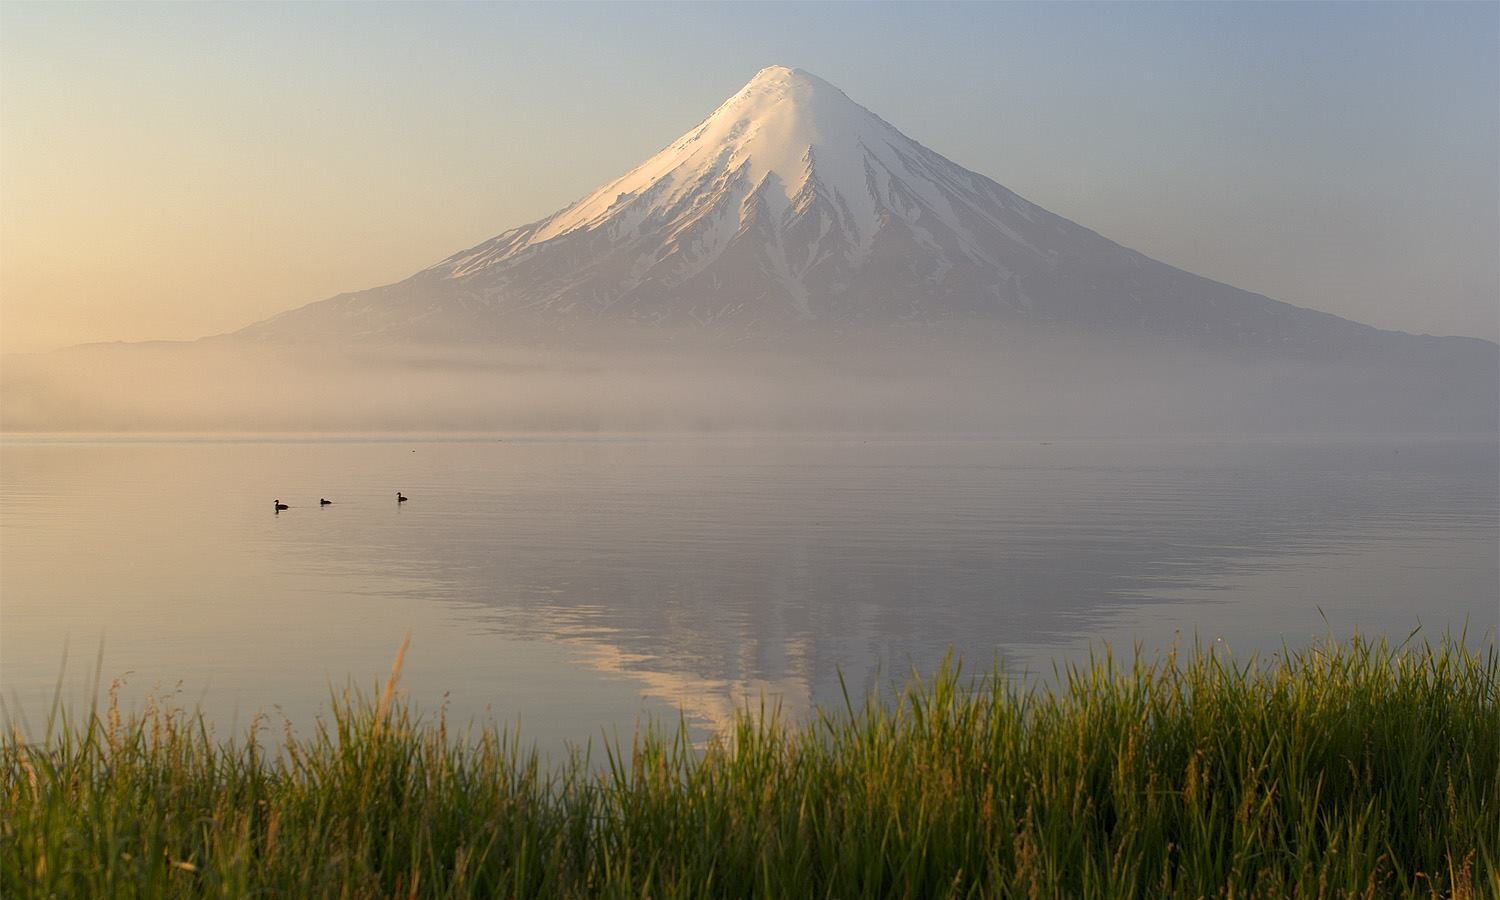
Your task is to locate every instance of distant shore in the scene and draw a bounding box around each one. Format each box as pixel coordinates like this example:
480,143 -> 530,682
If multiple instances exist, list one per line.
4,636 -> 1495,898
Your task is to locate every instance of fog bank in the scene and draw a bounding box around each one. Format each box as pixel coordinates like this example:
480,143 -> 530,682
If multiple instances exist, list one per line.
3,326 -> 1495,435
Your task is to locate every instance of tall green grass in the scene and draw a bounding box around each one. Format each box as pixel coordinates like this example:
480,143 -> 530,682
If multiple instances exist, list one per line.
4,635 -> 1496,898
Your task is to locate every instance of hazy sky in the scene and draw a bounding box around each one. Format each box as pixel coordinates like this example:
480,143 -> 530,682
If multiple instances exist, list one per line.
2,1 -> 1495,353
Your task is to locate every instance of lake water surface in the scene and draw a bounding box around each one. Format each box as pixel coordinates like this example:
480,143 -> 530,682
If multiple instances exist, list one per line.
3,434 -> 1495,748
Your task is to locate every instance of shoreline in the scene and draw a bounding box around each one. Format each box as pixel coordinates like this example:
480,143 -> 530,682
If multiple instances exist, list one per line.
6,635 -> 1495,897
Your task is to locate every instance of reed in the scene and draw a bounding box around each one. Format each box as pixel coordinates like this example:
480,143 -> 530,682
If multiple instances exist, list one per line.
3,634 -> 1496,898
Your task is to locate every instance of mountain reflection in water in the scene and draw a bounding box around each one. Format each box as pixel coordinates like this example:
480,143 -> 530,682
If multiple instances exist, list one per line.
2,434 -> 1494,746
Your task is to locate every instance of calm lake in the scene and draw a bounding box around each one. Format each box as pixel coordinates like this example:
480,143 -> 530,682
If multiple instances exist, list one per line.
2,434 -> 1495,748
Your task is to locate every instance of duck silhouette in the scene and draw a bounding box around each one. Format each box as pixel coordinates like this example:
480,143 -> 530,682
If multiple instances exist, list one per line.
274,500 -> 289,512
320,498 -> 332,506
396,492 -> 408,503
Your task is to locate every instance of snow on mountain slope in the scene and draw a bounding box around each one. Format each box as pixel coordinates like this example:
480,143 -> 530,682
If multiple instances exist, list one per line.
234,66 -> 1476,354
487,66 -> 1042,264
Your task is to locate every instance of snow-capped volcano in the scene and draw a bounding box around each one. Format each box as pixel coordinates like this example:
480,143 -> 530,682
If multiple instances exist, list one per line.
427,64 -> 1063,325
11,66 -> 1496,434
233,66 -> 1472,351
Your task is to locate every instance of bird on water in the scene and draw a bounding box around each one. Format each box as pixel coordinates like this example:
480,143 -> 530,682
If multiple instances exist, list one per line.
320,498 -> 332,506
274,500 -> 289,512
396,492 -> 408,503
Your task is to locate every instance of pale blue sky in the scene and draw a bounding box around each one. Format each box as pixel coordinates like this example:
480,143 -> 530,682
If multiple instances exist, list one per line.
2,1 -> 1495,350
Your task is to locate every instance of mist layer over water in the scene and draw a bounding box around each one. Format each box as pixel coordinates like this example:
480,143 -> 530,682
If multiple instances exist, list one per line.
4,324 -> 1495,434
3,434 -> 1494,746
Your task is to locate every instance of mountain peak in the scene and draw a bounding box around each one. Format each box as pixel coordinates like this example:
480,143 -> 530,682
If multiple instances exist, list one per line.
708,65 -> 867,143
404,65 -> 1059,314
746,64 -> 811,85
512,66 -> 909,252
741,65 -> 840,98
